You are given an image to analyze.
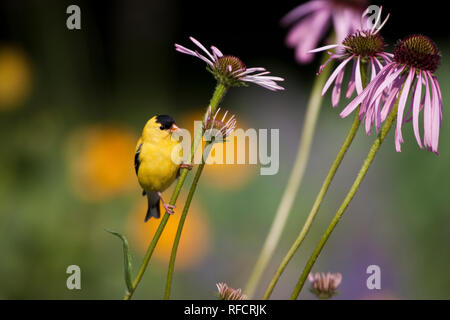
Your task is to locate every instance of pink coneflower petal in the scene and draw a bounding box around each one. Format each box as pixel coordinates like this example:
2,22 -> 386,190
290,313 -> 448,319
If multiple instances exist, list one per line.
340,62 -> 395,118
308,44 -> 341,53
429,72 -> 441,153
211,46 -> 223,58
332,69 -> 344,107
380,76 -> 404,122
291,10 -> 331,63
423,73 -> 432,150
281,0 -> 328,26
189,37 -> 215,62
333,7 -> 358,43
395,68 -> 415,152
346,60 -> 357,98
355,56 -> 363,94
412,71 -> 423,148
367,65 -> 405,108
322,55 -> 353,96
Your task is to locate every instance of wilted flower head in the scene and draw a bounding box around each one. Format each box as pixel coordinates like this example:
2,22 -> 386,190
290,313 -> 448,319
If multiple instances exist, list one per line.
282,0 -> 367,63
341,35 -> 443,154
310,6 -> 391,108
175,37 -> 284,91
216,282 -> 247,300
203,106 -> 236,141
308,272 -> 342,299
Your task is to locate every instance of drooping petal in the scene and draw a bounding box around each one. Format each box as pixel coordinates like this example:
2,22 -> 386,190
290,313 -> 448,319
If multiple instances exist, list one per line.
333,7 -> 359,43
355,56 -> 363,94
423,73 -> 432,150
332,69 -> 345,107
346,60 -> 357,98
380,77 -> 403,122
286,10 -> 331,63
412,71 -> 423,148
340,62 -> 395,118
429,72 -> 441,153
322,56 -> 353,96
366,64 -> 405,109
395,68 -> 415,152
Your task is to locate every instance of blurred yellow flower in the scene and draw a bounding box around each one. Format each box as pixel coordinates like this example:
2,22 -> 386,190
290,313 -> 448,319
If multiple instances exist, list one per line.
180,110 -> 256,190
67,124 -> 138,201
129,191 -> 211,270
0,46 -> 32,110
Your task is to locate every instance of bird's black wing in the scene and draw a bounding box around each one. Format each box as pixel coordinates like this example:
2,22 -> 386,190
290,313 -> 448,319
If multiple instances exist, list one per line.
135,143 -> 142,175
135,143 -> 146,196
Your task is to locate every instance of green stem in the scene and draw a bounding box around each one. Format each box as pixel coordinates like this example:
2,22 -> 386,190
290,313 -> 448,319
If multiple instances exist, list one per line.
263,107 -> 361,299
163,142 -> 211,300
124,83 -> 227,300
290,98 -> 400,300
262,63 -> 368,300
244,51 -> 333,298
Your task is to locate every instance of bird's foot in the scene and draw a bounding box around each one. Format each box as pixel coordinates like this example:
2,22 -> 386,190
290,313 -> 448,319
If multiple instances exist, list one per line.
158,192 -> 176,215
163,203 -> 176,215
180,162 -> 193,170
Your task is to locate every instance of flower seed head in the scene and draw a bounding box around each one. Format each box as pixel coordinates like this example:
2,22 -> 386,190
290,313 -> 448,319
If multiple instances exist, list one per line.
308,272 -> 342,299
343,31 -> 385,58
210,55 -> 247,87
393,35 -> 441,73
216,282 -> 247,300
204,106 -> 236,140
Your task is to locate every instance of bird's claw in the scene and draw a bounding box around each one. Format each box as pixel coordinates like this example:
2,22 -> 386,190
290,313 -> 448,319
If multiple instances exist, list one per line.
180,163 -> 193,170
163,203 -> 176,215
158,191 -> 176,215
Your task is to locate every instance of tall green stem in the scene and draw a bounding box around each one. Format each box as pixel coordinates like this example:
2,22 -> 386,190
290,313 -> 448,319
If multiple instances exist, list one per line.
262,63 -> 368,300
245,52 -> 333,298
124,83 -> 227,300
164,142 -> 211,300
263,107 -> 361,299
290,99 -> 400,300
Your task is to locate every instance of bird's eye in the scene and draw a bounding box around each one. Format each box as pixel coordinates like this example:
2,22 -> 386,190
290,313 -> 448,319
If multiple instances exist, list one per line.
155,115 -> 175,130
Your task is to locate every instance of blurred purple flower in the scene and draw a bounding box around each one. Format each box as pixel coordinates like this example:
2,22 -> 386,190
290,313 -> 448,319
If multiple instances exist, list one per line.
341,35 -> 443,154
282,0 -> 367,64
175,37 -> 284,91
310,6 -> 391,112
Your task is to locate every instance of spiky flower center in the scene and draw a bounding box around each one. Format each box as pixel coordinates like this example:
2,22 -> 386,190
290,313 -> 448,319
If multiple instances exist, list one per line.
209,55 -> 247,87
394,35 -> 441,73
342,31 -> 385,57
215,55 -> 246,75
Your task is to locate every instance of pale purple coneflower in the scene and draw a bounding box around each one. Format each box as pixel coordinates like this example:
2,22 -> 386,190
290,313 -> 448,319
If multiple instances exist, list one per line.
310,6 -> 391,109
341,35 -> 443,153
203,106 -> 237,140
175,37 -> 284,91
216,282 -> 247,300
308,272 -> 342,299
282,0 -> 368,64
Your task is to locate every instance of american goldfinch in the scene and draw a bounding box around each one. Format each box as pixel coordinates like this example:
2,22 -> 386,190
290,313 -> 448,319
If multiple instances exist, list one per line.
135,115 -> 191,221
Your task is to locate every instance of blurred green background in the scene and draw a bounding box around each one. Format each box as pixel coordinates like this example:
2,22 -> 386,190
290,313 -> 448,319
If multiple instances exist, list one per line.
0,1 -> 448,299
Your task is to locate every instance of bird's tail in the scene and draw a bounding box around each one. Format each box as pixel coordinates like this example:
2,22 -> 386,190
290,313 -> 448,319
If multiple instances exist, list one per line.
145,191 -> 161,221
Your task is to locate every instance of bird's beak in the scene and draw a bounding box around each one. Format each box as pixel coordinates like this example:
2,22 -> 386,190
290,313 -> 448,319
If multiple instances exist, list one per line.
170,124 -> 180,133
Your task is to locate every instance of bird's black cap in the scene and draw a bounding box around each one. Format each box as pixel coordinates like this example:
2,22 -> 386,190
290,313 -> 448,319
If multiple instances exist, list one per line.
155,115 -> 175,130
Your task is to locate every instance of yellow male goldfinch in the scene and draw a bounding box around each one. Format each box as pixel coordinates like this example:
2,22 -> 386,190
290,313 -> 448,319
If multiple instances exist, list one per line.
135,115 -> 190,221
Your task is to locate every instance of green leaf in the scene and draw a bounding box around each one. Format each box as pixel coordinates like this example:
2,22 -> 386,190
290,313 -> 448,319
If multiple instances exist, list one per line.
105,228 -> 133,294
